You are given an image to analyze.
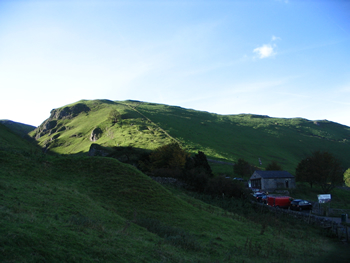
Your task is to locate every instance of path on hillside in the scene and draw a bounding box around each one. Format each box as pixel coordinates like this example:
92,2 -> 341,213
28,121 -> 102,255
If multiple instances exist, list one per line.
123,103 -> 181,145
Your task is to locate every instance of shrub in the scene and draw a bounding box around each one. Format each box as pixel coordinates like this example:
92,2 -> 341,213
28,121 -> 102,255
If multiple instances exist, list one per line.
151,167 -> 184,178
150,143 -> 189,170
265,161 -> 283,171
205,176 -> 247,198
181,168 -> 209,192
234,158 -> 257,177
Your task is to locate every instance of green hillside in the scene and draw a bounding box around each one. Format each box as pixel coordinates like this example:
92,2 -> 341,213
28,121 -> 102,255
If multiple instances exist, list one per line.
0,120 -> 36,137
30,99 -> 350,174
0,123 -> 38,152
1,116 -> 349,262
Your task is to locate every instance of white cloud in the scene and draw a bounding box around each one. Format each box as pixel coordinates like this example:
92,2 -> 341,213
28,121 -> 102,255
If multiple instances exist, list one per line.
253,44 -> 275,59
272,35 -> 281,41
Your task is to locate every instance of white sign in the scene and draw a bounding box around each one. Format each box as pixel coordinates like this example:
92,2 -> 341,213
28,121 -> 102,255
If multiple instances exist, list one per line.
318,194 -> 331,203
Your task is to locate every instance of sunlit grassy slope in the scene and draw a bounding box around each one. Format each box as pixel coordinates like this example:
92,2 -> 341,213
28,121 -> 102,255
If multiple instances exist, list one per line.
2,121 -> 349,262
31,99 -> 350,174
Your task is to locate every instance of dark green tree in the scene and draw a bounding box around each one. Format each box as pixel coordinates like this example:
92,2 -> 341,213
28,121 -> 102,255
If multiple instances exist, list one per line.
296,151 -> 343,193
108,109 -> 121,124
296,158 -> 316,188
181,151 -> 213,192
234,158 -> 256,177
191,151 -> 214,178
150,142 -> 189,170
265,161 -> 283,171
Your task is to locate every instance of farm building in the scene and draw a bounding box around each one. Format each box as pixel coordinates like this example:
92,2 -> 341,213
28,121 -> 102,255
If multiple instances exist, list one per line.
249,170 -> 295,191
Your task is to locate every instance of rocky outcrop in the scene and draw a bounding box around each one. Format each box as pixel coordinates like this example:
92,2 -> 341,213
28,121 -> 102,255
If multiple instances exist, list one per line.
49,103 -> 90,120
90,127 -> 103,142
33,103 -> 90,139
88,143 -> 110,157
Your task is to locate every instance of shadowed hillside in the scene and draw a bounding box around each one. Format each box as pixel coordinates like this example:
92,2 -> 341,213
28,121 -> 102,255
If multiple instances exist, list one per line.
0,120 -> 36,137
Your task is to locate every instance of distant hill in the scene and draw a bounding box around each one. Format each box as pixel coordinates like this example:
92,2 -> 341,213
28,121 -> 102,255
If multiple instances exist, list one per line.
0,119 -> 36,137
0,122 -> 38,152
30,99 -> 350,174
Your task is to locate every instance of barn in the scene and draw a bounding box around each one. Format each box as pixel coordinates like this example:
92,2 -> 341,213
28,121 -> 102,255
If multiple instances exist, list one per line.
249,170 -> 295,191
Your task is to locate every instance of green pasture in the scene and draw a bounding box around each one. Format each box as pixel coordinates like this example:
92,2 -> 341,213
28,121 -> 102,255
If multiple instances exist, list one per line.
1,123 -> 350,262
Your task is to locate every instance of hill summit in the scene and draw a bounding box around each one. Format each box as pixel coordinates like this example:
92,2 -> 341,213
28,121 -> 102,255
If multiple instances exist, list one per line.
30,99 -> 350,173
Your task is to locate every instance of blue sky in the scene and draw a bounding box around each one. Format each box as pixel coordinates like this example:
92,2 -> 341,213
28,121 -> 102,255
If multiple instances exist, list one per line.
1,0 -> 350,127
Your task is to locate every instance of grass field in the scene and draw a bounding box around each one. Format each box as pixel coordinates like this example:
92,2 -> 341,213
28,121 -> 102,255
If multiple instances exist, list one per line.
2,123 -> 350,262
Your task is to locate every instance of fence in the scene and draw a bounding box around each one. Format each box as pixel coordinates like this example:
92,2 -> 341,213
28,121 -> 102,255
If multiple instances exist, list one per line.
152,177 -> 350,242
312,202 -> 350,217
253,202 -> 349,242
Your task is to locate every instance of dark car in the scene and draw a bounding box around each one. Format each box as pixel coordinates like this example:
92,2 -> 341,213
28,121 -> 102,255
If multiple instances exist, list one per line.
261,195 -> 268,204
290,199 -> 312,211
253,193 -> 267,203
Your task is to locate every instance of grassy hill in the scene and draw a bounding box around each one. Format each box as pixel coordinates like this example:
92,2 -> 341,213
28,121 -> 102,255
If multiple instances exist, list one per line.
1,116 -> 350,262
30,99 -> 350,174
0,123 -> 38,152
0,120 -> 36,138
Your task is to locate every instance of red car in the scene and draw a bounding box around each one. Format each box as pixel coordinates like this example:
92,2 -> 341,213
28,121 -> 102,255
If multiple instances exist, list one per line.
267,196 -> 291,208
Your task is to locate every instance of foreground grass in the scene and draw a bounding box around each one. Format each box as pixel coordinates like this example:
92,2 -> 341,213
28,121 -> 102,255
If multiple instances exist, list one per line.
1,147 -> 349,262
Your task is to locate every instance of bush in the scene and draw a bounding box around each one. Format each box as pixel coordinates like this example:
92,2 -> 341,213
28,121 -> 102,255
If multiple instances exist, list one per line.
234,158 -> 257,177
181,168 -> 209,192
150,143 -> 189,170
205,176 -> 247,198
151,167 -> 184,178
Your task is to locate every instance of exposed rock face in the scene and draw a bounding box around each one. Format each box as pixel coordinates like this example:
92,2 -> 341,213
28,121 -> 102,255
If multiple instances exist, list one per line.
50,103 -> 90,120
88,143 -> 109,156
90,127 -> 103,142
33,103 -> 90,139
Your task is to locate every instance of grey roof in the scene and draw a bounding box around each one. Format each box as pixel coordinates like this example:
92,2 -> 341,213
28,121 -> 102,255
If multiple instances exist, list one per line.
251,170 -> 294,179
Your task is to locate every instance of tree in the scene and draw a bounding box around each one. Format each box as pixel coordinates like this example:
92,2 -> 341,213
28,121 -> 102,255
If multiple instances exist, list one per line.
265,161 -> 283,171
295,158 -> 317,188
234,158 -> 256,177
344,168 -> 350,187
295,151 -> 343,193
182,151 -> 213,192
108,109 -> 121,124
188,151 -> 214,178
150,142 -> 189,170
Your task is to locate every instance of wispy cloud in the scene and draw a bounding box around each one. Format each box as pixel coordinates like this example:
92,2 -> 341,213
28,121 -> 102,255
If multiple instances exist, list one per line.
253,35 -> 281,59
272,35 -> 281,41
253,44 -> 275,59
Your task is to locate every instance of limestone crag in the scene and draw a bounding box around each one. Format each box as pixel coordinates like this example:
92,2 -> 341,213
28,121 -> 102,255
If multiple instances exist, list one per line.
33,103 -> 90,139
90,127 -> 103,142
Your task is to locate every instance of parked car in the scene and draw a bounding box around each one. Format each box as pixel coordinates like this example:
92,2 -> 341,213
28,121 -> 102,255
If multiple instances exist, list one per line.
252,192 -> 267,203
267,196 -> 292,208
250,188 -> 261,193
290,199 -> 312,211
261,195 -> 269,204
